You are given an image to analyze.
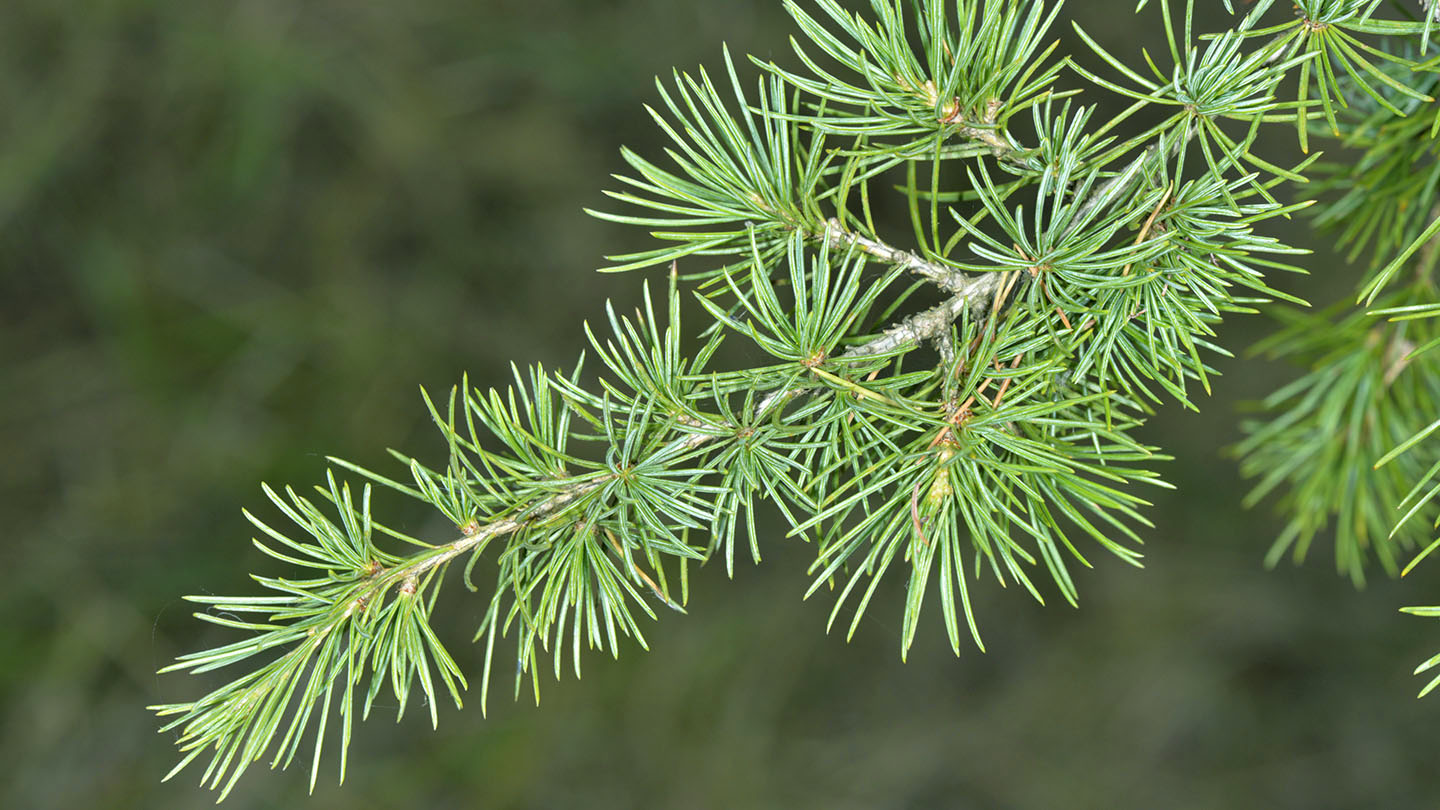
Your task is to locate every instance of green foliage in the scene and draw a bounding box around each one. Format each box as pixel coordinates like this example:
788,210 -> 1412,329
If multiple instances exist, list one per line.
1234,297 -> 1440,584
152,0 -> 1440,799
152,475 -> 467,798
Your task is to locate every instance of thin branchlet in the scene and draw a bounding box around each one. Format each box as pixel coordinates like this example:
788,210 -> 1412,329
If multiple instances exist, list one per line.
844,280 -> 1003,358
821,218 -> 981,294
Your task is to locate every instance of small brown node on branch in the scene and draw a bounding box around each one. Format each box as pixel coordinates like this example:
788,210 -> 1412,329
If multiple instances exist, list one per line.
802,350 -> 827,368
363,559 -> 385,577
399,577 -> 418,597
459,518 -> 481,537
1014,244 -> 1048,278
929,399 -> 975,450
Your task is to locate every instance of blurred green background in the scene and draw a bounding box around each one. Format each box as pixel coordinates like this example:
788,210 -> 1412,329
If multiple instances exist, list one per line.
4,1 -> 1440,807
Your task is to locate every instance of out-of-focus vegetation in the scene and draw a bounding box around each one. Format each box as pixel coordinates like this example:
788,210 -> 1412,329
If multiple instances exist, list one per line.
3,1 -> 1440,807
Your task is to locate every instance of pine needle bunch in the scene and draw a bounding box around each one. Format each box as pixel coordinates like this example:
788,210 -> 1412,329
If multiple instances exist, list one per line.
1226,1 -> 1440,693
1234,296 -> 1440,584
152,0 -> 1440,799
1217,0 -> 1440,645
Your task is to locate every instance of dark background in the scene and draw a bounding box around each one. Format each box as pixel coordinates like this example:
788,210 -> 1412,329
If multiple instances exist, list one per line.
4,1 -> 1439,808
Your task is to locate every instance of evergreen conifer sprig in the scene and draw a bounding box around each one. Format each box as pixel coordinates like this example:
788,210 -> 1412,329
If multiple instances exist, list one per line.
1234,296 -> 1440,584
1219,0 -> 1440,690
153,0 -> 1440,798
